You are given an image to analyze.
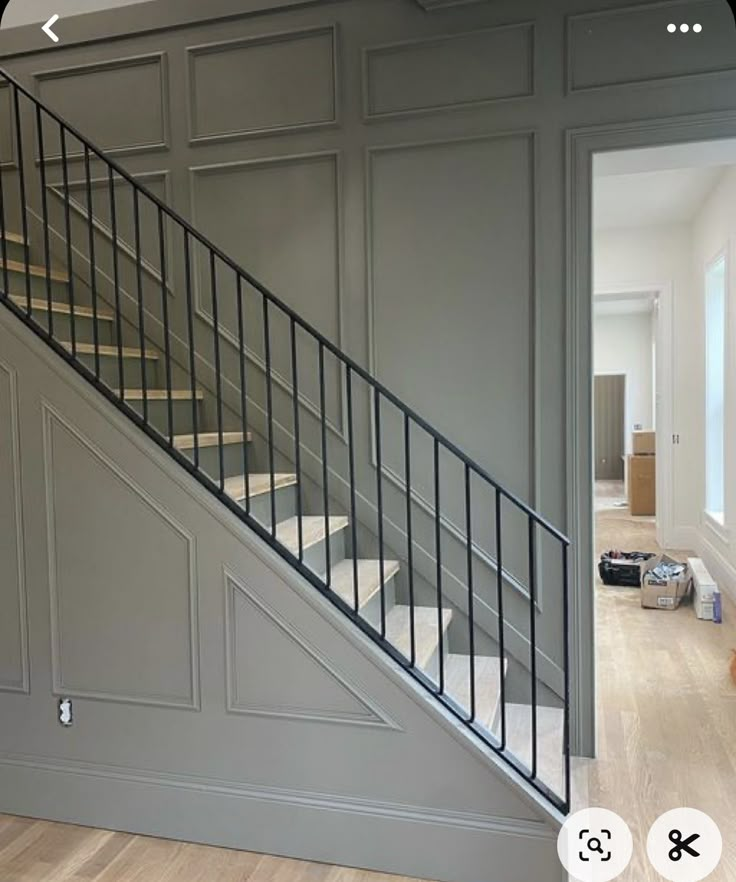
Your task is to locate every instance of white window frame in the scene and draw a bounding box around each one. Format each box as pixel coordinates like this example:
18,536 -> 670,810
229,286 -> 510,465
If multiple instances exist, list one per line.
704,247 -> 728,536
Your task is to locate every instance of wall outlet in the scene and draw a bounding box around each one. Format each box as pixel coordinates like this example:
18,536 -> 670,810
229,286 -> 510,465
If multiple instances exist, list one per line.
58,698 -> 73,727
634,423 -> 643,431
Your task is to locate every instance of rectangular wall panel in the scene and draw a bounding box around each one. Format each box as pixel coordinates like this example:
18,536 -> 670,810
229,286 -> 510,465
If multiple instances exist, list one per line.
44,408 -> 199,709
0,361 -> 28,693
34,53 -> 169,156
187,26 -> 337,143
0,85 -> 13,166
368,134 -> 534,506
189,152 -> 343,430
568,0 -> 736,92
364,23 -> 534,119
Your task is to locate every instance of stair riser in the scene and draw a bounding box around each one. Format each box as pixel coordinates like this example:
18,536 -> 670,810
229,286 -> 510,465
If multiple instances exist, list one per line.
248,485 -> 297,529
303,529 -> 346,578
186,442 -> 251,483
6,271 -> 69,302
0,241 -> 28,264
76,352 -> 160,389
127,397 -> 202,436
21,309 -> 116,346
358,575 -> 397,631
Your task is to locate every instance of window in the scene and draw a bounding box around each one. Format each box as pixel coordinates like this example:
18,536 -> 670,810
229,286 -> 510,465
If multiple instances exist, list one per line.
705,253 -> 726,522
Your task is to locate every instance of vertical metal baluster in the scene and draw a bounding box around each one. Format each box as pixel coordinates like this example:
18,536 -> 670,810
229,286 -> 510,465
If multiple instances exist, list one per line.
318,341 -> 330,585
404,414 -> 416,666
132,189 -> 147,423
108,168 -> 124,398
495,488 -> 506,749
34,106 -> 52,336
84,146 -> 99,378
210,252 -> 225,491
263,297 -> 276,536
12,86 -> 31,315
528,518 -> 538,779
59,126 -> 75,355
562,541 -> 571,811
158,208 -> 174,444
374,387 -> 386,637
183,230 -> 199,470
465,464 -> 476,723
434,438 -> 444,693
290,317 -> 303,560
237,275 -> 251,513
346,367 -> 359,613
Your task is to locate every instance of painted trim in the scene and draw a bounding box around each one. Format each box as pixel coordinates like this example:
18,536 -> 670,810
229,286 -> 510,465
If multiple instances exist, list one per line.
187,149 -> 348,441
31,52 -> 171,160
186,24 -> 340,145
224,567 -> 401,729
566,107 -> 736,759
0,358 -> 30,695
362,22 -> 535,122
41,400 -> 201,711
698,531 -> 736,600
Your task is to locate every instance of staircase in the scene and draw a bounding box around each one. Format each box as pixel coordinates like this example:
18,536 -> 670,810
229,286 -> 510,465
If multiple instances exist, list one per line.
0,67 -> 571,815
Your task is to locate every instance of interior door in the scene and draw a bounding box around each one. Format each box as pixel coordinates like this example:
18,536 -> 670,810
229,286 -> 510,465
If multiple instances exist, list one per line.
594,374 -> 625,480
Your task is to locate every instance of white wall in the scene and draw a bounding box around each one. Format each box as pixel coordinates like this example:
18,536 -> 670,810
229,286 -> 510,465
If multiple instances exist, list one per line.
0,0 -> 155,28
594,224 -> 698,547
594,311 -> 654,453
691,168 -> 736,598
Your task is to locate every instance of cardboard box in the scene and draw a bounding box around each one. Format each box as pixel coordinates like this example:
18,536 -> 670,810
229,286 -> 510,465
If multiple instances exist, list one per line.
640,555 -> 690,610
632,430 -> 656,455
628,454 -> 656,516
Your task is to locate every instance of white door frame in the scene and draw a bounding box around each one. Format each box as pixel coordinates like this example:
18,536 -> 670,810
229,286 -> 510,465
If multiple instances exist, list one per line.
566,109 -> 736,759
593,282 -> 674,548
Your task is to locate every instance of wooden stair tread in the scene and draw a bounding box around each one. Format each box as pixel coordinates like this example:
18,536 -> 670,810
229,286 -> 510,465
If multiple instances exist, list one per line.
0,232 -> 27,246
276,515 -> 348,554
386,605 -> 452,670
121,389 -> 204,401
2,258 -> 68,282
10,296 -> 114,320
224,473 -> 297,501
174,431 -> 251,450
445,654 -> 506,728
62,342 -> 159,359
499,703 -> 565,792
330,558 -> 400,609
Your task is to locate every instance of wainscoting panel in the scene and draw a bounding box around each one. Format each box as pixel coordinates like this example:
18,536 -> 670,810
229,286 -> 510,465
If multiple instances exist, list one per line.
0,360 -> 28,693
364,22 -> 534,119
187,26 -> 337,143
43,406 -> 199,709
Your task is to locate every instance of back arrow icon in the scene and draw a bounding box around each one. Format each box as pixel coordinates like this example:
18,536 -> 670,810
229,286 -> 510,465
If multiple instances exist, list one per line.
42,14 -> 60,42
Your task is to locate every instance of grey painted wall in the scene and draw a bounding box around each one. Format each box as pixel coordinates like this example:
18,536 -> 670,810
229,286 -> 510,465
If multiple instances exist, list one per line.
1,0 -> 156,29
0,0 -> 735,843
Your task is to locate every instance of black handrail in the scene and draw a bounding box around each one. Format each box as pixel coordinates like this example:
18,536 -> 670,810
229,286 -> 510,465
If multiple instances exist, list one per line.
0,65 -> 572,814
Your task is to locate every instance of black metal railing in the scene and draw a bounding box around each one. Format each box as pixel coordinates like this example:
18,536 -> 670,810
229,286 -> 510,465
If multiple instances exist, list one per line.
0,66 -> 572,813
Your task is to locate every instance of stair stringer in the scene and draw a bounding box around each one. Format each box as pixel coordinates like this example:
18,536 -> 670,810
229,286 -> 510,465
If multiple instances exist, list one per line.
0,304 -> 565,882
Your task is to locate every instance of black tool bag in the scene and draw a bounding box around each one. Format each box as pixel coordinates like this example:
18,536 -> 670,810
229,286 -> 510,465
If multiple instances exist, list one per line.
598,551 -> 655,587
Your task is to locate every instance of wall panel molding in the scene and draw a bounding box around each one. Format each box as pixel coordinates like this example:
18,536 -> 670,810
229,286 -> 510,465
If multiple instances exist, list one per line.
0,359 -> 29,694
188,150 -> 347,439
567,0 -> 736,94
0,84 -> 16,169
33,52 -> 170,158
186,25 -> 338,145
363,22 -> 535,120
42,402 -> 200,710
224,568 -> 400,728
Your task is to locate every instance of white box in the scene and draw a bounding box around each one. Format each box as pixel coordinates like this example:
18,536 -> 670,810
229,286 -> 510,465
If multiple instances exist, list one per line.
688,557 -> 718,621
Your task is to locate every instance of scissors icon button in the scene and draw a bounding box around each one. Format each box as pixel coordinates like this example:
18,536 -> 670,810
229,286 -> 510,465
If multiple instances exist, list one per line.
669,829 -> 701,861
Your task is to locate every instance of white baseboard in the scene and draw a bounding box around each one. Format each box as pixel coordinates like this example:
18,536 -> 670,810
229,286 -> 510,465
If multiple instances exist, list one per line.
0,753 -> 559,882
697,533 -> 736,602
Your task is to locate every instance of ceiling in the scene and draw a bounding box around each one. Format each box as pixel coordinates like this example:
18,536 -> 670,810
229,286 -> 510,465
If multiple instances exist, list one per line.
593,139 -> 736,232
594,293 -> 656,317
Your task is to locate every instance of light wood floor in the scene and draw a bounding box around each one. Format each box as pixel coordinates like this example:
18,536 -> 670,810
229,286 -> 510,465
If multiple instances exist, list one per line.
574,481 -> 736,881
2,482 -> 734,881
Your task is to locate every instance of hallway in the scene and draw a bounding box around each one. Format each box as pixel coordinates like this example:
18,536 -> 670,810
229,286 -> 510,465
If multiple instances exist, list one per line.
573,482 -> 736,879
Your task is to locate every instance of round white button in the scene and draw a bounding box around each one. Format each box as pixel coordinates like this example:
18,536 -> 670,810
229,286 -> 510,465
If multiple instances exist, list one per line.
647,808 -> 722,882
557,807 -> 633,882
